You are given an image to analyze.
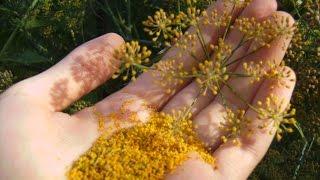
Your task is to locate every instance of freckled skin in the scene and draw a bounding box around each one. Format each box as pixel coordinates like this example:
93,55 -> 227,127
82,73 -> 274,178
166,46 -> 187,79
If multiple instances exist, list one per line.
50,79 -> 70,110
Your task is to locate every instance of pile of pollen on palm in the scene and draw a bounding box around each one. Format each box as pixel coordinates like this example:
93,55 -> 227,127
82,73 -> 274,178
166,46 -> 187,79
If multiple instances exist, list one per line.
67,104 -> 216,179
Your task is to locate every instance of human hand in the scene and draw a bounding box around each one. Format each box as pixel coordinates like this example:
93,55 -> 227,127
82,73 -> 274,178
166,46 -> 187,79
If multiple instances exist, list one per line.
0,0 -> 295,179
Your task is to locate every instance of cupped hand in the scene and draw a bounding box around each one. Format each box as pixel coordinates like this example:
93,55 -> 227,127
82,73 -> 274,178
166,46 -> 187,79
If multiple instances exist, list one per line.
0,0 -> 295,179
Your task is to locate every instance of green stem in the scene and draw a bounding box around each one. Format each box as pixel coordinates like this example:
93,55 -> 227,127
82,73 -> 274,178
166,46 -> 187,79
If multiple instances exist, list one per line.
222,81 -> 258,112
222,4 -> 235,41
196,21 -> 210,59
184,91 -> 201,119
126,0 -> 132,38
217,84 -> 228,107
227,73 -> 252,77
124,38 -> 153,45
294,123 -> 307,142
293,134 -> 313,179
292,122 -> 309,179
133,24 -> 140,39
101,1 -> 126,38
133,63 -> 151,70
190,52 -> 200,62
222,36 -> 247,66
225,45 -> 263,67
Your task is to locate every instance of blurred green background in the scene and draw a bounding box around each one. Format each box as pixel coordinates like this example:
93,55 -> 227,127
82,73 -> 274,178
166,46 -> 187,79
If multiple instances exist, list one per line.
0,0 -> 319,179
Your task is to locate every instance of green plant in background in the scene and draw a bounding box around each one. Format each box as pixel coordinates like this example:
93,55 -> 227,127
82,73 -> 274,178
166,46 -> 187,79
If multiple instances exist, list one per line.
0,0 -> 319,179
0,0 -> 90,58
65,100 -> 93,114
1,0 -> 97,106
0,69 -> 14,93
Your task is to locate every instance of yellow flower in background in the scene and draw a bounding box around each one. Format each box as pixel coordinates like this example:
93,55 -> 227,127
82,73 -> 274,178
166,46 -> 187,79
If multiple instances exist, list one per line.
113,41 -> 152,81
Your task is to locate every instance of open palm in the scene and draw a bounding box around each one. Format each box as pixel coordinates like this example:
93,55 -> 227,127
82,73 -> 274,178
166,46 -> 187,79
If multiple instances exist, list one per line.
0,0 -> 296,179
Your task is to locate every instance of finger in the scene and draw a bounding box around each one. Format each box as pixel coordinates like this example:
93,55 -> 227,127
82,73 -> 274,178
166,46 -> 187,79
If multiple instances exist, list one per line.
94,0 -> 243,115
211,67 -> 296,179
165,153 -> 215,180
163,0 -> 278,115
192,11 -> 294,147
165,67 -> 295,180
7,33 -> 124,111
212,11 -> 295,110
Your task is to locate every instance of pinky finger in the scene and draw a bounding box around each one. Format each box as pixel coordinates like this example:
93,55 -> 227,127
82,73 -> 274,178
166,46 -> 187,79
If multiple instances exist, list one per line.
211,66 -> 296,179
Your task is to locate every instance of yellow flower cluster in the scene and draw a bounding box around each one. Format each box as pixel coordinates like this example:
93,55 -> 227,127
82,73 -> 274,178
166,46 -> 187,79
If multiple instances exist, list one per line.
152,59 -> 189,94
211,38 -> 232,62
143,9 -> 186,46
243,61 -> 294,88
67,110 -> 215,179
141,0 -> 296,145
202,9 -> 232,28
242,61 -> 265,83
185,7 -> 203,26
235,15 -> 294,51
141,0 -> 253,58
175,31 -> 198,57
143,0 -> 208,47
113,41 -> 152,80
256,94 -> 296,141
220,108 -> 252,146
193,60 -> 229,95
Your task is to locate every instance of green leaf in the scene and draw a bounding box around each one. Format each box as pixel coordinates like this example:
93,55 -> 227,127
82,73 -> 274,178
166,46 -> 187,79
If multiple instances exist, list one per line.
0,50 -> 50,65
